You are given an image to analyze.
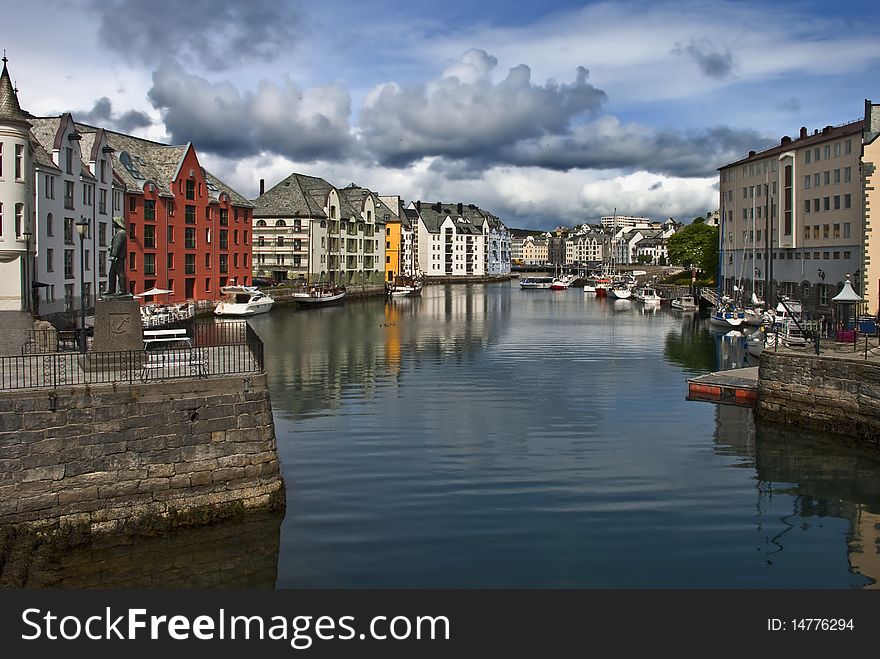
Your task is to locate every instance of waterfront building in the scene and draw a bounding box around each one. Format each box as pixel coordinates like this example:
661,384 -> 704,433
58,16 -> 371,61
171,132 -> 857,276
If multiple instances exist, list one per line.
0,57 -> 36,316
97,130 -> 253,302
863,100 -> 880,315
409,201 -> 490,278
718,121 -> 863,312
252,174 -> 387,286
401,206 -> 418,275
521,234 -> 549,265
485,213 -> 511,276
379,195 -> 403,282
28,115 -> 119,320
600,214 -> 654,229
508,228 -> 535,265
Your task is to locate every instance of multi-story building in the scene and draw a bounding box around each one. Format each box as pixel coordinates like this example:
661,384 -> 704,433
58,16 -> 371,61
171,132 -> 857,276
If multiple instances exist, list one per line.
379,195 -> 403,282
522,235 -> 549,265
566,226 -> 610,266
600,214 -> 654,229
28,115 -> 120,320
410,201 -> 486,278
0,57 -> 33,317
99,131 -> 253,302
401,206 -> 418,275
863,100 -> 880,315
252,174 -> 386,286
718,121 -> 863,312
485,213 -> 511,276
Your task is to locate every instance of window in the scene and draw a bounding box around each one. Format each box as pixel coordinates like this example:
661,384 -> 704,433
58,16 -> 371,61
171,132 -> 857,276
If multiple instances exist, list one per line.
233,253 -> 238,268
46,248 -> 54,272
64,250 -> 74,279
205,253 -> 211,269
833,251 -> 840,260
65,147 -> 73,174
113,190 -> 122,212
233,229 -> 238,245
824,145 -> 830,159
834,142 -> 841,157
804,175 -> 810,189
805,150 -> 811,164
243,230 -> 248,244
844,251 -> 851,259
64,181 -> 74,209
205,228 -> 211,244
144,253 -> 156,276
185,254 -> 196,274
256,219 -> 266,227
82,183 -> 93,206
129,252 -> 136,270
823,252 -> 830,260
813,198 -> 819,212
823,171 -> 830,185
833,224 -> 840,238
185,205 -> 195,224
219,254 -> 228,274
144,224 -> 156,248
814,147 -> 820,162
100,159 -> 107,184
144,199 -> 155,221
45,175 -> 54,199
823,197 -> 830,211
834,169 -> 841,184
128,222 -> 136,240
823,225 -> 829,238
14,144 -> 24,180
220,209 -> 229,225
186,179 -> 195,200
220,230 -> 228,249
804,200 -> 811,213
129,197 -> 136,213
168,253 -> 174,270
844,194 -> 851,209
64,217 -> 74,245
185,228 -> 196,249
166,200 -> 174,216
205,206 -> 212,220
814,251 -> 820,260
167,225 -> 174,243
46,213 -> 54,237
99,189 -> 107,214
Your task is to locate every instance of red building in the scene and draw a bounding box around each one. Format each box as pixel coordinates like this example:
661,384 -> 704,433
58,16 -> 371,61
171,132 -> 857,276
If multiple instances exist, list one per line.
78,126 -> 253,304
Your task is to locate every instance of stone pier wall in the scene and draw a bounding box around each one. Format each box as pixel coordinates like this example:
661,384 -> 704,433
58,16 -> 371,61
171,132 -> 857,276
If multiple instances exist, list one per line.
0,373 -> 285,535
757,351 -> 880,445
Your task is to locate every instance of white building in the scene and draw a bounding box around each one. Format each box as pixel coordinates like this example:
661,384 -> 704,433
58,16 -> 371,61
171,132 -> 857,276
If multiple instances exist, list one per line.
410,201 -> 489,277
600,215 -> 654,229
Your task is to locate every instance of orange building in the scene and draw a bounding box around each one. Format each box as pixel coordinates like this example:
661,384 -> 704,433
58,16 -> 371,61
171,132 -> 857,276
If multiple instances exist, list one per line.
85,127 -> 253,303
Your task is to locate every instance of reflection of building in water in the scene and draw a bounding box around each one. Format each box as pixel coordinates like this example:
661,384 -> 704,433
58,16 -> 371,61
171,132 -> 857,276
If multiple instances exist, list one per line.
0,512 -> 282,588
714,413 -> 880,587
849,508 -> 880,589
384,301 -> 402,371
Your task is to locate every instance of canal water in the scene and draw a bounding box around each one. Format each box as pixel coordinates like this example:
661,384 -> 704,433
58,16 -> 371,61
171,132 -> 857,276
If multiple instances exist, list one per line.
245,281 -> 880,589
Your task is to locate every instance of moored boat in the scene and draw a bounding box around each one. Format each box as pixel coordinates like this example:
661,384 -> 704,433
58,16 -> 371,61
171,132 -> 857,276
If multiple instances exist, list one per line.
387,275 -> 423,297
671,294 -> 698,311
634,286 -> 661,304
520,276 -> 554,289
291,285 -> 347,305
214,286 -> 274,316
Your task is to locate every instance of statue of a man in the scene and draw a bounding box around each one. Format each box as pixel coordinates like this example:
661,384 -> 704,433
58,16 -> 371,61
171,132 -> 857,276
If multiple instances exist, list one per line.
106,215 -> 127,296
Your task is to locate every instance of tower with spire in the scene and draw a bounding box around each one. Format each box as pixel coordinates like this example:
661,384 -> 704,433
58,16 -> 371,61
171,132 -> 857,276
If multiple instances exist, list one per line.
0,52 -> 35,314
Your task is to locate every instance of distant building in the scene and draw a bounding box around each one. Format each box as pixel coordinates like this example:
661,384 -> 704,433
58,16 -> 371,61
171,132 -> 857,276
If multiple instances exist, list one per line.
863,100 -> 880,315
600,214 -> 653,229
522,235 -> 549,265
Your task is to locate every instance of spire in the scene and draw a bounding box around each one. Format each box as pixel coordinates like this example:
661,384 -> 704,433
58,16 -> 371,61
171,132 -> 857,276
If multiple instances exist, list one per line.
0,53 -> 31,127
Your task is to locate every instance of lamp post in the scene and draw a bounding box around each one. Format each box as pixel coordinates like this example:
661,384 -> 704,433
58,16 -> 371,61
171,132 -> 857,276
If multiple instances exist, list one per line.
75,215 -> 90,353
22,229 -> 32,314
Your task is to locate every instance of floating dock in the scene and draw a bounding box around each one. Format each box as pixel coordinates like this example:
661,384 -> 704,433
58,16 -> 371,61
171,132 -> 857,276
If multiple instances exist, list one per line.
687,367 -> 758,407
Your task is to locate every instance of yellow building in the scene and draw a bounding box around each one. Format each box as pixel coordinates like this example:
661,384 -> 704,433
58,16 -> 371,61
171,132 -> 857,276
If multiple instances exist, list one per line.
384,216 -> 402,282
863,100 -> 880,314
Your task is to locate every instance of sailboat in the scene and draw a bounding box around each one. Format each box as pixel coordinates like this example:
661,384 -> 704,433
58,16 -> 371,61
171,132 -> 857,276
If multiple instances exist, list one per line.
292,213 -> 347,305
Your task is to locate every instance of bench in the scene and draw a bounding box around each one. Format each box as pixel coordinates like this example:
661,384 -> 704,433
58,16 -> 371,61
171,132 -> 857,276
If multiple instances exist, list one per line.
140,336 -> 207,381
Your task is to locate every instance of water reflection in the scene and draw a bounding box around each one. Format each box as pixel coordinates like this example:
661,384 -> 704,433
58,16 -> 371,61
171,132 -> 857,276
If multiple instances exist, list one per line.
1,511 -> 283,588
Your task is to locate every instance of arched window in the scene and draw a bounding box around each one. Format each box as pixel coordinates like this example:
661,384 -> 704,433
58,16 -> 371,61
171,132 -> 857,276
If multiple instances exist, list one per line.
320,220 -> 326,228
256,219 -> 267,227
275,219 -> 286,227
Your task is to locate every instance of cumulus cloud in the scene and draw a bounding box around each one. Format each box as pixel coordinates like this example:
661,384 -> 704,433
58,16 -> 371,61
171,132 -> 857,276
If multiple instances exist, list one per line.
147,62 -> 354,161
359,49 -> 608,166
75,97 -> 152,133
89,0 -> 302,71
673,39 -> 734,78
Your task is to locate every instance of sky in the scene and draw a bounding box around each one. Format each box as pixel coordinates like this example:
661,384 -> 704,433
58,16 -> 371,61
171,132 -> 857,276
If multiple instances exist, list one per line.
2,0 -> 878,229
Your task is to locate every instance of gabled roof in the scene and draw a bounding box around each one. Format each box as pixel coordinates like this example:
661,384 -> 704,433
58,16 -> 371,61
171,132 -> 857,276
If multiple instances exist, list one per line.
253,172 -> 337,218
339,184 -> 390,224
413,201 -> 492,234
29,116 -> 95,180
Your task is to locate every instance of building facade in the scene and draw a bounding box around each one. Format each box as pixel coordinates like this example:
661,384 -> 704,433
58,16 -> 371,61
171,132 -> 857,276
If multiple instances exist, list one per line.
718,121 -> 863,312
863,100 -> 880,315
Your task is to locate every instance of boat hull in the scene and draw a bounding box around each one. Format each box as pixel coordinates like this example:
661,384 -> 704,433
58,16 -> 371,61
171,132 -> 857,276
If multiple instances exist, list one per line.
214,300 -> 274,316
292,291 -> 347,304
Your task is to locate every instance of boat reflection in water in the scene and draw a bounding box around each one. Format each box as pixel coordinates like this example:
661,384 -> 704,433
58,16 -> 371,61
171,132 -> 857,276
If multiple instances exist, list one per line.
0,511 -> 283,588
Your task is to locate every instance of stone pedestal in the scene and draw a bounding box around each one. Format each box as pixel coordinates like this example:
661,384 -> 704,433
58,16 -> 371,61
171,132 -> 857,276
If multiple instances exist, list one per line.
93,296 -> 143,352
0,310 -> 36,356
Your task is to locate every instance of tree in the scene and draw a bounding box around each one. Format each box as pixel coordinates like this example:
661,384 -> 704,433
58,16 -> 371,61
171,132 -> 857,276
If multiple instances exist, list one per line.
666,222 -> 718,277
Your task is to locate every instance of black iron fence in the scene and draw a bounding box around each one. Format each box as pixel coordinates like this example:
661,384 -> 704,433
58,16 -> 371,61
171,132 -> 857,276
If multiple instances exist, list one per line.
2,321 -> 264,391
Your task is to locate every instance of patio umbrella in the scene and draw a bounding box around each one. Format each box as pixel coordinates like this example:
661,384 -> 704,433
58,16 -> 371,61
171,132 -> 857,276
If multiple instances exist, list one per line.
134,287 -> 173,298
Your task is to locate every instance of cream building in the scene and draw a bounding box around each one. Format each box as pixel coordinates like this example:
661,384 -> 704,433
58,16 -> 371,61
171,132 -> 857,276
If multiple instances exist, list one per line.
863,100 -> 880,315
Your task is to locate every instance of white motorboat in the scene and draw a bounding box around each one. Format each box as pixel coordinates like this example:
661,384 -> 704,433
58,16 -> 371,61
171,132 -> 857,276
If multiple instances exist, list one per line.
608,283 -> 632,299
550,274 -> 577,290
291,285 -> 347,305
671,294 -> 698,311
520,276 -> 554,289
214,286 -> 274,316
635,286 -> 661,304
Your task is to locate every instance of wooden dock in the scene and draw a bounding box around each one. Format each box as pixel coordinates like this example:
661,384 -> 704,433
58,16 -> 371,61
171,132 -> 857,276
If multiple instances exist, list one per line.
687,367 -> 758,407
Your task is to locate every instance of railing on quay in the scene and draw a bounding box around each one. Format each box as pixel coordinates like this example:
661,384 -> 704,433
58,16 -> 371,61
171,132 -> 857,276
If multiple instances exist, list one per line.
2,321 -> 264,392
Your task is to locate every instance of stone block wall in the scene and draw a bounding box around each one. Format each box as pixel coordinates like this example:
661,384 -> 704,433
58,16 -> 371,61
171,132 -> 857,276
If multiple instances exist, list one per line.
0,373 -> 285,534
757,352 -> 880,445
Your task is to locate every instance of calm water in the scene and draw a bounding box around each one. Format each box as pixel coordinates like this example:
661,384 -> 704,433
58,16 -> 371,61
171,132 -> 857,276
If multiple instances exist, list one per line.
245,282 -> 880,589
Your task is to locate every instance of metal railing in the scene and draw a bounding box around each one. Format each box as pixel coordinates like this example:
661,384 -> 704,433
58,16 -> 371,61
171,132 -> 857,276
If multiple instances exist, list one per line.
2,321 -> 263,391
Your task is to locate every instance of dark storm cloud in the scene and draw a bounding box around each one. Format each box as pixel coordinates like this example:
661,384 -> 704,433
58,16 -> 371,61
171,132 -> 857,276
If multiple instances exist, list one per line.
359,49 -> 608,167
673,39 -> 734,79
75,97 -> 152,133
89,0 -> 301,71
147,63 -> 354,161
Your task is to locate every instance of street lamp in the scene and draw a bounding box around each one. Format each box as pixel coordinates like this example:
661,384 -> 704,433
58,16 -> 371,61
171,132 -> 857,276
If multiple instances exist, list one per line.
22,229 -> 32,314
75,215 -> 90,353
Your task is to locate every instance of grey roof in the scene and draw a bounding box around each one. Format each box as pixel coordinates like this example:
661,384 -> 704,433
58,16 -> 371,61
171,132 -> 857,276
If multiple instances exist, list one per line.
253,172 -> 337,218
413,201 -> 493,234
29,116 -> 94,179
0,59 -> 30,126
339,185 -> 391,225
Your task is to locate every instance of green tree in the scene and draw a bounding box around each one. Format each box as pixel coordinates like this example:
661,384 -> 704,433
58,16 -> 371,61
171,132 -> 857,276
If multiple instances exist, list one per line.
666,222 -> 718,277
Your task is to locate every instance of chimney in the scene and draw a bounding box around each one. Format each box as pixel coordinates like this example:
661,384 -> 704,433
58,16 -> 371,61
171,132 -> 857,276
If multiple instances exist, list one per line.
823,125 -> 832,134
799,126 -> 807,139
259,178 -> 265,196
435,202 -> 441,212
748,150 -> 756,158
780,135 -> 791,145
457,202 -> 463,215
416,200 -> 421,212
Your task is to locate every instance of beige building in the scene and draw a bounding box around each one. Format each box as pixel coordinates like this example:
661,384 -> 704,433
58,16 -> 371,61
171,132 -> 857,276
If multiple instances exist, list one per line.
863,100 -> 880,315
522,235 -> 549,265
718,121 -> 863,312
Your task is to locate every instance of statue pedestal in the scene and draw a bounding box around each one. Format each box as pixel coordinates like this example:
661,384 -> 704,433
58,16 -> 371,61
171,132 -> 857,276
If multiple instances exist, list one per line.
93,297 -> 143,352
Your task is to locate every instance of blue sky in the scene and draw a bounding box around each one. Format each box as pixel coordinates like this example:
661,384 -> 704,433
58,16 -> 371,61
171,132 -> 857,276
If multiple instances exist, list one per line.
2,0 -> 878,229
